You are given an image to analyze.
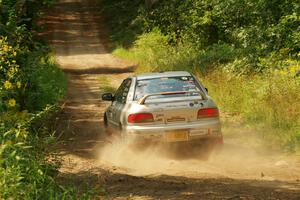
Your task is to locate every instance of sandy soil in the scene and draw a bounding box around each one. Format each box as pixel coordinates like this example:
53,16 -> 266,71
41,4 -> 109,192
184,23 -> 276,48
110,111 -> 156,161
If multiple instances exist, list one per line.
40,0 -> 300,199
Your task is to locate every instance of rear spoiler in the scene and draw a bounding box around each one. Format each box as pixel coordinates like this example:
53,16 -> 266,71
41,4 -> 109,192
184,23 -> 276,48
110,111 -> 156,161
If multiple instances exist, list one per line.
138,91 -> 207,105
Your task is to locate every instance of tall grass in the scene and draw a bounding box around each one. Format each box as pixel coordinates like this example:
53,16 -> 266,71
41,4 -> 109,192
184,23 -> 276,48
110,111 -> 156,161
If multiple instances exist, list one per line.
200,70 -> 300,151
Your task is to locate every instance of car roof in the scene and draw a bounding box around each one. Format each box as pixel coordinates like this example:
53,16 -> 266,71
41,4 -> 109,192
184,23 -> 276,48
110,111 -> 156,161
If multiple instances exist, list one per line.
135,71 -> 192,80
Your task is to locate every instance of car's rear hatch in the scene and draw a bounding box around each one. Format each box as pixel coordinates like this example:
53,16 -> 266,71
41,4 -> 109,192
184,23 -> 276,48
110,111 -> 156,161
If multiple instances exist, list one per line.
150,100 -> 208,125
130,94 -> 217,125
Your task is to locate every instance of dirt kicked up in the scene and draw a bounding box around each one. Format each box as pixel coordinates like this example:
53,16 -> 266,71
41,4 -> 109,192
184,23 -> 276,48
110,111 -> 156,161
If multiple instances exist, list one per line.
39,0 -> 300,199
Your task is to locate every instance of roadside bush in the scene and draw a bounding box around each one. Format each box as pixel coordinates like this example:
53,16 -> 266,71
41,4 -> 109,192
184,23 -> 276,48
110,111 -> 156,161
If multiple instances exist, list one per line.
113,30 -> 238,73
0,37 -> 21,111
1,108 -> 57,199
0,37 -> 66,112
114,29 -> 180,72
0,0 -> 86,198
23,52 -> 66,111
0,107 -> 93,199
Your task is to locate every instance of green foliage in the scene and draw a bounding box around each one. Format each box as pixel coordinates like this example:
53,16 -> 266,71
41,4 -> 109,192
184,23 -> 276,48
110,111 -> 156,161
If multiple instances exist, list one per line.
23,53 -> 66,111
0,37 -> 21,110
101,0 -> 300,73
98,0 -> 145,47
116,29 -> 173,71
0,37 -> 66,112
1,108 -> 58,199
113,30 -> 237,73
0,107 -> 95,199
142,0 -> 300,55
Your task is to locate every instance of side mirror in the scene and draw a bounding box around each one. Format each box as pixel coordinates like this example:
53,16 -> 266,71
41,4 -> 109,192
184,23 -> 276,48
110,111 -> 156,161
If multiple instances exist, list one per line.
205,88 -> 208,93
102,93 -> 114,101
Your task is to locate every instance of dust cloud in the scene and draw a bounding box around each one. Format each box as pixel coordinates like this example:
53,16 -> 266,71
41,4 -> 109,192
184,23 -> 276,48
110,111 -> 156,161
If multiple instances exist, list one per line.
97,136 -> 300,182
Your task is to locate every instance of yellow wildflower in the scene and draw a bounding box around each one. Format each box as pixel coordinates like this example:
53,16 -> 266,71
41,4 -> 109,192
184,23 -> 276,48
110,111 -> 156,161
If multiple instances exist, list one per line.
13,51 -> 17,56
7,67 -> 17,77
17,81 -> 21,89
38,169 -> 43,175
290,66 -> 296,75
4,80 -> 12,89
5,140 -> 12,145
8,99 -> 16,107
3,45 -> 8,52
279,69 -> 288,76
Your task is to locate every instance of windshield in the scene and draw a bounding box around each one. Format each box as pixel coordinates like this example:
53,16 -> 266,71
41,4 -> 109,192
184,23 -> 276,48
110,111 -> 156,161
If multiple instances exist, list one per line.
134,76 -> 202,100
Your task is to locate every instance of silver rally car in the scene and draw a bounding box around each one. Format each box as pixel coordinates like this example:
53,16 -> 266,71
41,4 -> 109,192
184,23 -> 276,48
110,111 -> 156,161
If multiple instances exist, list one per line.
102,71 -> 223,148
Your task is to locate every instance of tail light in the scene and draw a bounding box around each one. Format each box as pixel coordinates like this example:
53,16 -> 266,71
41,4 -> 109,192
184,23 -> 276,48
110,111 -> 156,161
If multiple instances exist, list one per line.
128,113 -> 154,123
197,108 -> 219,118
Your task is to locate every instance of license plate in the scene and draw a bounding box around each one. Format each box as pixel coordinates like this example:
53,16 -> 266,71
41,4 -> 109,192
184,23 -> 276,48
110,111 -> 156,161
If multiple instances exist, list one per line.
165,130 -> 189,142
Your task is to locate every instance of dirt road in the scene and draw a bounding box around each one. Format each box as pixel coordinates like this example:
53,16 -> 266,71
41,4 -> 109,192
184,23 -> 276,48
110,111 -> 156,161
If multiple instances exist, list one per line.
41,0 -> 300,199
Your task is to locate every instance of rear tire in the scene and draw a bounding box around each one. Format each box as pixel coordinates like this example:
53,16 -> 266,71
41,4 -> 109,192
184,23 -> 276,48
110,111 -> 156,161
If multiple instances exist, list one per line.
103,114 -> 113,138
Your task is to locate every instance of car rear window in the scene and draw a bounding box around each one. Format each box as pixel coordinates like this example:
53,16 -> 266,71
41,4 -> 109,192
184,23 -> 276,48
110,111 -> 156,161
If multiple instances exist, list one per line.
134,76 -> 202,100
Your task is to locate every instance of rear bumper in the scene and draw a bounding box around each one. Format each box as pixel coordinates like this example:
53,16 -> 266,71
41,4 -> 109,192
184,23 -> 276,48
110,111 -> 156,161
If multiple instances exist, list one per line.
123,119 -> 222,143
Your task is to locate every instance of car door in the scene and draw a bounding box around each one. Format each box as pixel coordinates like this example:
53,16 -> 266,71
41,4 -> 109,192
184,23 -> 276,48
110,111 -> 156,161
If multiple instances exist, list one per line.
111,78 -> 132,128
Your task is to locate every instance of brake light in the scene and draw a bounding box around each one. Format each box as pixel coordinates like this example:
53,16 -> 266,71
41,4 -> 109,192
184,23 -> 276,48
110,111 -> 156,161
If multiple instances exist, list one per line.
128,113 -> 154,123
197,108 -> 219,118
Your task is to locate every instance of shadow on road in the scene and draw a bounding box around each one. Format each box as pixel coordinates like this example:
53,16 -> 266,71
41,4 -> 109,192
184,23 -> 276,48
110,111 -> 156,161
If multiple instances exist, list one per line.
62,66 -> 135,75
39,0 -> 110,56
58,169 -> 300,200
